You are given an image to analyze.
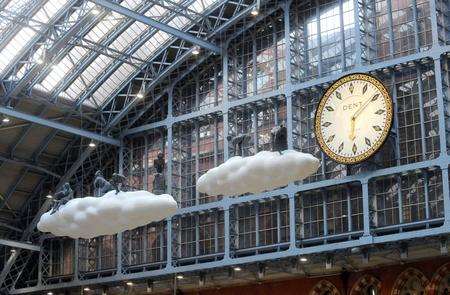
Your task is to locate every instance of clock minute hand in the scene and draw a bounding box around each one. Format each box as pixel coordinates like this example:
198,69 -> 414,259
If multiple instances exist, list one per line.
351,93 -> 378,120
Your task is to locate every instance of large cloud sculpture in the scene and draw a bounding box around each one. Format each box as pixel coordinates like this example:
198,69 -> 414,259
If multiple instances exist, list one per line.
37,191 -> 177,239
197,150 -> 320,196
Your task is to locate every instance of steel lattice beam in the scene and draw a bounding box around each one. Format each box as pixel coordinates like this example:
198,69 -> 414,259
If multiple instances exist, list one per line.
0,106 -> 121,146
119,1 -> 272,133
0,146 -> 94,290
91,0 -> 222,54
0,0 -> 260,291
0,222 -> 22,233
0,239 -> 40,251
5,3 -> 97,100
0,154 -> 60,178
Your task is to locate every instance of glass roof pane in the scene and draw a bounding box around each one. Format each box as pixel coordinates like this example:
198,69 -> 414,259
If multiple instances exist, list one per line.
14,2 -> 95,81
38,46 -> 88,92
0,0 -> 69,75
32,0 -> 220,108
90,0 -> 218,107
91,63 -> 134,105
0,0 -> 32,34
0,28 -> 36,73
63,4 -> 171,104
33,0 -> 143,95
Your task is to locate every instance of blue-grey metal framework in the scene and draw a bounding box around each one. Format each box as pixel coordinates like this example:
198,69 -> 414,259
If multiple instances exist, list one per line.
1,0 -> 450,293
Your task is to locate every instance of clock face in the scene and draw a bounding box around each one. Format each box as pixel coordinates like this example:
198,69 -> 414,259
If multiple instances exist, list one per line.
314,73 -> 393,164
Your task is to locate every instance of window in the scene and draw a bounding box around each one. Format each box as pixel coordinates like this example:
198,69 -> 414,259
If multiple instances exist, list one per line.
400,278 -> 426,295
296,183 -> 362,241
363,0 -> 432,62
228,15 -> 286,100
290,0 -> 355,83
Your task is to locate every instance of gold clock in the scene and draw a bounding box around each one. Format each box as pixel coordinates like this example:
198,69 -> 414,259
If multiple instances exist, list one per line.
314,73 -> 393,165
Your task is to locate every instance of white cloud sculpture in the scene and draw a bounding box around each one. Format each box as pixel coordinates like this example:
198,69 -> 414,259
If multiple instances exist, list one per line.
37,191 -> 177,239
197,150 -> 320,196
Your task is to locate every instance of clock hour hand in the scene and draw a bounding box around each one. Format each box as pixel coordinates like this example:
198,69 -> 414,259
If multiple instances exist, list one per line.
349,117 -> 356,141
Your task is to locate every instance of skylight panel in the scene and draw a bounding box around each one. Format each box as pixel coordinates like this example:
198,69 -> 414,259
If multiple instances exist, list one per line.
90,0 -> 220,108
12,2 -> 95,82
169,16 -> 190,30
92,31 -> 171,105
0,28 -> 36,73
64,55 -> 113,100
109,21 -> 147,52
0,0 -> 31,33
63,3 -> 171,104
85,12 -> 123,43
91,63 -> 135,105
50,0 -> 220,108
33,0 -> 143,93
0,0 -> 69,75
38,46 -> 88,92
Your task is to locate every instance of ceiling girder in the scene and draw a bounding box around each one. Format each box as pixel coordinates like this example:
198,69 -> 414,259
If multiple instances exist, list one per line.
119,1 -> 275,133
91,0 -> 222,54
0,106 -> 121,146
0,239 -> 40,251
0,154 -> 61,178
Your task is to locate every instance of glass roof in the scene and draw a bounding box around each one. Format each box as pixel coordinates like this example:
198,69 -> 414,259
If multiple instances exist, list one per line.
0,0 -> 70,76
9,0 -> 220,108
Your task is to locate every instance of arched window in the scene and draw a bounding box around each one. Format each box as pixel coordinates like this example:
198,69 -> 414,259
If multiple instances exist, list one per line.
350,275 -> 381,295
310,280 -> 341,295
391,268 -> 429,295
400,277 -> 426,295
428,263 -> 450,295
437,274 -> 450,295
365,285 -> 378,295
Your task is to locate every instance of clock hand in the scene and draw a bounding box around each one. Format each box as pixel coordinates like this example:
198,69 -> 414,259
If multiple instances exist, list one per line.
351,92 -> 378,121
349,117 -> 356,141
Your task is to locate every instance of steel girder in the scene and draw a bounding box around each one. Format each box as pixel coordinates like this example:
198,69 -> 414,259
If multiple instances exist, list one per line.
46,0 -> 157,104
0,239 -> 40,251
92,0 -> 222,53
101,0 -> 256,131
0,3 -> 270,291
0,106 -> 121,146
0,112 -> 76,214
0,0 -> 47,53
73,0 -> 221,109
0,145 -> 95,292
0,222 -> 22,233
2,0 -> 101,101
120,2 -> 279,133
0,1 -> 77,81
0,141 -> 117,291
0,154 -> 61,178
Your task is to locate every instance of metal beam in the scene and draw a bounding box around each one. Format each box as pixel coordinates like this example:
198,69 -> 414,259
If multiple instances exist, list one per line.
0,146 -> 95,289
120,2 -> 281,134
6,8 -> 98,99
0,222 -> 22,233
107,48 -> 195,128
91,0 -> 222,54
0,239 -> 40,252
0,106 -> 121,146
0,154 -> 60,178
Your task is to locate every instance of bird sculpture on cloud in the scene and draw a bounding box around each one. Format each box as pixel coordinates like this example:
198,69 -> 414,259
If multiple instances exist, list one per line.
38,190 -> 177,239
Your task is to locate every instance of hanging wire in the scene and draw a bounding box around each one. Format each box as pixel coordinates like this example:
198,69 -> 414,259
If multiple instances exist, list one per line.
80,106 -> 84,198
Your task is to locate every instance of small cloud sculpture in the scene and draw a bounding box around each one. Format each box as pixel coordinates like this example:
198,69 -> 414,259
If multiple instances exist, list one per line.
37,190 -> 177,239
197,150 -> 320,196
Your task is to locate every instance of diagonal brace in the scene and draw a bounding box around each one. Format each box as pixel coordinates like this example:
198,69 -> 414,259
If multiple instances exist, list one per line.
91,0 -> 222,54
0,106 -> 121,146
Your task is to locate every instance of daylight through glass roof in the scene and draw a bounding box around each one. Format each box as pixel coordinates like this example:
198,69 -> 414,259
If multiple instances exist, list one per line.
5,0 -> 221,108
